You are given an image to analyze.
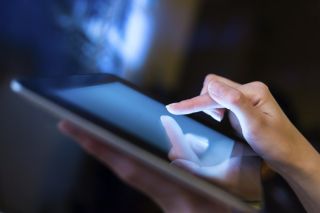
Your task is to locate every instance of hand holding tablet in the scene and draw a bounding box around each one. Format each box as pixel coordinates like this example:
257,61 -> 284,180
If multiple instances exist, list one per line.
10,74 -> 262,212
58,120 -> 233,213
12,73 -> 320,212
164,74 -> 320,213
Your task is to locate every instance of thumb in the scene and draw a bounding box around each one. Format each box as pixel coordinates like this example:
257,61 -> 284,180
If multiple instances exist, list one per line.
207,81 -> 258,135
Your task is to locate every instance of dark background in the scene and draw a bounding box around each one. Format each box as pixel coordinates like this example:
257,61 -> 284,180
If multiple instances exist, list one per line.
1,0 -> 320,212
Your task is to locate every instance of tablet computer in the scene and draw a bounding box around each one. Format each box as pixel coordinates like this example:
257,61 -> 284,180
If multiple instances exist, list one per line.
10,74 -> 259,212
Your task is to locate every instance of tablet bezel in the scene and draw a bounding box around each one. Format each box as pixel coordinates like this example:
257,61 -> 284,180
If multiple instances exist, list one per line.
18,74 -> 169,160
10,74 -> 257,212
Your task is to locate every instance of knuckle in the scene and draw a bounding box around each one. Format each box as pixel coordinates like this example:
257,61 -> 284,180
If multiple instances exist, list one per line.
226,90 -> 243,105
205,74 -> 213,82
204,74 -> 218,84
251,81 -> 270,96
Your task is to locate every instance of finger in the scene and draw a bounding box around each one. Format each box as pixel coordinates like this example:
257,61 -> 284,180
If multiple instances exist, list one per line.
169,133 -> 209,158
201,74 -> 241,96
58,121 -> 156,183
160,116 -> 199,162
59,121 -> 195,206
203,109 -> 225,122
166,74 -> 240,118
58,120 -> 86,142
201,81 -> 226,122
58,121 -> 146,185
168,148 -> 177,160
166,94 -> 221,115
58,121 -> 229,208
240,82 -> 269,102
207,81 -> 257,131
200,75 -> 241,121
240,81 -> 279,116
58,120 -> 99,150
58,120 -> 119,165
185,133 -> 209,155
205,74 -> 241,88
58,120 -> 147,179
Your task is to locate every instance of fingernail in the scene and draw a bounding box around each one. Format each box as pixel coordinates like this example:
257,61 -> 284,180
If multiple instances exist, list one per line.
166,103 -> 176,113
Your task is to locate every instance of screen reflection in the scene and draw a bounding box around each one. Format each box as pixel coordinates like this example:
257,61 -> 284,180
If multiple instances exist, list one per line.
55,81 -> 261,201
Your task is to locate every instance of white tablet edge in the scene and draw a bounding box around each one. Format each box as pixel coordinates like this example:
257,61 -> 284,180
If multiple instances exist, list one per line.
10,80 -> 256,212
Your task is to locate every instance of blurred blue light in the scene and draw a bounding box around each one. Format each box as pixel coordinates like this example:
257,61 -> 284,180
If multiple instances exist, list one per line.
59,0 -> 155,73
10,80 -> 22,92
106,0 -> 154,71
122,2 -> 152,70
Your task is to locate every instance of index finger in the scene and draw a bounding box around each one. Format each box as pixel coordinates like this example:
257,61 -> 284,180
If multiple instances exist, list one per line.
166,94 -> 221,115
201,74 -> 241,95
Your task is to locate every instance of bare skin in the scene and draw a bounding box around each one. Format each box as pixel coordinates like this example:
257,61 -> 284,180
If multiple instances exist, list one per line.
59,74 -> 320,212
166,74 -> 320,213
59,121 -> 232,213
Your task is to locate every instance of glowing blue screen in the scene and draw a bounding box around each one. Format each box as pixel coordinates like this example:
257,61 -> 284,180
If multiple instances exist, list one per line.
55,82 -> 235,165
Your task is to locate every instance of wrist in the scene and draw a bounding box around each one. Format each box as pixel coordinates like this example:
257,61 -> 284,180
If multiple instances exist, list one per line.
272,139 -> 320,213
275,138 -> 320,182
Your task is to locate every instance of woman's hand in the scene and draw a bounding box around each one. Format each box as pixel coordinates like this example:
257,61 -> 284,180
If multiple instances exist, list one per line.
166,74 -> 316,174
58,121 -> 232,213
166,74 -> 320,213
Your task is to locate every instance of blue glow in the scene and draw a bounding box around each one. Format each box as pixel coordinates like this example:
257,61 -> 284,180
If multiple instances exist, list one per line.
84,18 -> 105,43
64,0 -> 154,73
106,0 -> 153,71
10,80 -> 22,92
122,2 -> 152,69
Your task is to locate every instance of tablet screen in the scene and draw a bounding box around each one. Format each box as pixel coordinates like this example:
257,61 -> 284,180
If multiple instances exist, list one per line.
54,81 -> 236,166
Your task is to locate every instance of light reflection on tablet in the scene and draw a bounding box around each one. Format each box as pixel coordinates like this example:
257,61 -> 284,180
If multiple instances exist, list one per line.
160,115 -> 261,200
54,81 -> 261,200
